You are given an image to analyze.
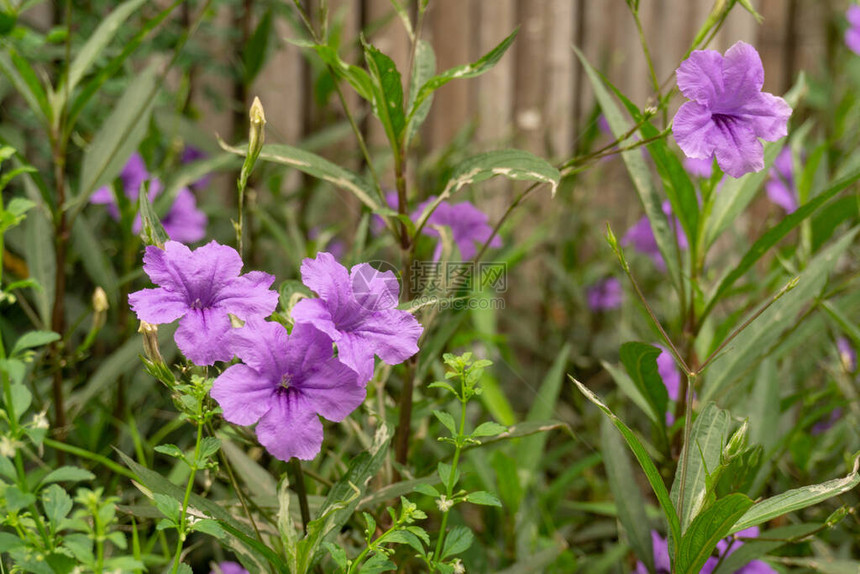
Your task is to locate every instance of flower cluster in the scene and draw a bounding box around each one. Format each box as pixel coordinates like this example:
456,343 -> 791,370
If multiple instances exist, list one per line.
673,42 -> 791,178
90,152 -> 207,243
636,528 -> 776,573
129,243 -> 422,460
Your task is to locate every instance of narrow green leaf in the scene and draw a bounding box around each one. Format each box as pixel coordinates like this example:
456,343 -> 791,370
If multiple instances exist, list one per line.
71,212 -> 119,306
433,410 -> 456,436
574,45 -> 682,293
138,181 -> 169,247
464,491 -> 502,507
64,0 -> 147,95
677,493 -> 754,574
703,165 -> 860,320
729,457 -> 860,534
407,28 -> 518,129
23,199 -> 55,326
600,417 -> 654,572
670,402 -> 731,533
220,437 -> 277,499
619,342 -> 669,427
0,50 -> 51,124
242,9 -> 273,84
571,376 -> 681,547
40,466 -> 96,487
437,149 -> 560,201
220,141 -> 379,210
363,41 -> 405,150
471,421 -> 507,438
75,64 -> 158,208
404,39 -> 435,147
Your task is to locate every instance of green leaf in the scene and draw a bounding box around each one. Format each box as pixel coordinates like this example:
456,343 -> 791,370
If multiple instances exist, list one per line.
220,437 -> 277,499
63,0 -> 147,95
441,525 -> 474,559
515,345 -> 571,487
11,330 -> 60,356
404,39 -> 435,147
196,437 -> 221,464
702,227 -> 860,402
438,149 -> 560,202
712,523 -> 819,574
190,518 -> 227,539
363,40 -> 405,151
71,213 -> 119,307
464,490 -> 502,507
138,181 -> 169,247
677,493 -> 754,574
413,483 -> 440,498
153,493 -> 181,523
75,63 -> 158,209
670,402 -> 731,533
4,486 -> 35,512
729,457 -> 860,534
703,165 -> 860,320
154,444 -> 185,460
437,462 -> 459,487
471,421 -> 507,438
571,376 -> 681,549
23,198 -> 55,326
601,417 -> 654,572
242,9 -> 272,84
619,342 -> 669,427
9,383 -> 32,423
220,141 -> 379,210
433,410 -> 456,436
407,28 -> 518,130
42,484 -> 73,530
298,41 -> 375,103
40,466 -> 96,487
0,50 -> 51,125
574,45 -> 682,293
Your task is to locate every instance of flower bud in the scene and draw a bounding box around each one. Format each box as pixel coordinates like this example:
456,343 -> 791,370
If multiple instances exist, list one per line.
92,287 -> 109,330
723,420 -> 749,462
138,321 -> 163,365
248,96 -> 266,162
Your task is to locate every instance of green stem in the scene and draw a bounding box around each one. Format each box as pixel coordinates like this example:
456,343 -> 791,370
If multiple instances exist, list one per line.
43,438 -> 135,480
631,8 -> 661,101
289,458 -> 311,535
433,395 -> 467,565
171,421 -> 203,573
675,372 -> 696,549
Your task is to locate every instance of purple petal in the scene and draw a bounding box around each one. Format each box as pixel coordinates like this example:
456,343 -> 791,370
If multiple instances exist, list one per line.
121,153 -> 149,196
141,242 -> 195,291
765,178 -> 797,213
711,118 -> 764,178
733,92 -> 792,142
90,186 -> 116,205
255,392 -> 324,461
174,308 -> 235,365
298,349 -> 365,422
128,287 -> 187,324
211,562 -> 249,574
683,156 -> 714,179
838,337 -> 856,372
720,42 -> 765,107
848,27 -> 860,55
213,271 -> 278,321
657,346 -> 681,401
737,560 -> 777,574
350,263 -> 401,311
300,252 -> 353,314
587,277 -> 622,311
352,309 -> 422,366
676,49 -> 725,104
848,5 -> 860,28
650,531 -> 672,573
334,332 -> 377,383
228,319 -> 290,378
673,101 -> 719,160
162,187 -> 208,243
291,298 -> 340,342
210,363 -> 275,426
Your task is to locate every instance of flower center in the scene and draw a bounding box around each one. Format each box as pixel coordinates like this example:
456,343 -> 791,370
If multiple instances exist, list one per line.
279,373 -> 293,390
189,297 -> 205,309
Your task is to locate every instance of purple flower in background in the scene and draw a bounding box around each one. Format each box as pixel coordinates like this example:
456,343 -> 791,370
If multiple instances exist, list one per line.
636,528 -> 776,574
291,252 -> 423,382
846,6 -> 860,54
673,42 -> 791,178
416,196 -> 502,260
308,226 -> 346,259
657,345 -> 681,425
837,336 -> 857,372
91,153 -> 207,242
622,201 -> 688,270
181,145 -> 212,190
211,320 -> 365,461
765,147 -> 798,213
812,408 -> 843,435
684,156 -> 714,179
128,241 -> 279,365
210,563 -> 248,574
586,277 -> 622,311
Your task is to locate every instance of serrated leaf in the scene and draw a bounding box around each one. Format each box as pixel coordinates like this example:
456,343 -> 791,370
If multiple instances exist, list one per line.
5,486 -> 35,512
189,518 -> 226,539
153,493 -> 181,523
324,541 -> 348,569
197,437 -> 221,463
464,491 -> 502,507
42,484 -> 73,530
441,525 -> 474,559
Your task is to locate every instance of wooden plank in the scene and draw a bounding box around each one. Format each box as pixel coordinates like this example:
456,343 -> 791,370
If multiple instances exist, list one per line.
514,0 -> 548,154
545,0 -> 576,160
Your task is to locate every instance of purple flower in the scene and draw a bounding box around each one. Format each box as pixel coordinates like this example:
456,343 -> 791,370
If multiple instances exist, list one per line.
291,252 -> 423,382
764,147 -> 798,213
181,145 -> 213,190
622,201 -> 688,270
308,226 -> 346,260
211,320 -> 365,461
91,154 -> 207,242
128,241 -> 279,365
636,528 -> 776,574
416,196 -> 502,260
657,345 -> 681,425
586,277 -> 622,311
838,336 -> 857,372
210,562 -> 248,574
812,408 -> 843,435
847,6 -> 860,54
673,42 -> 791,178
684,156 -> 714,179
